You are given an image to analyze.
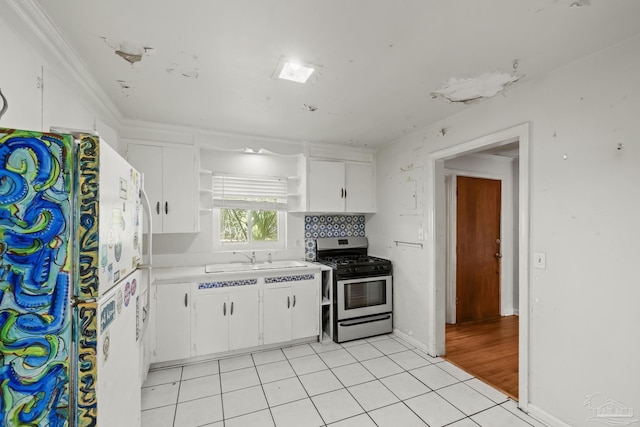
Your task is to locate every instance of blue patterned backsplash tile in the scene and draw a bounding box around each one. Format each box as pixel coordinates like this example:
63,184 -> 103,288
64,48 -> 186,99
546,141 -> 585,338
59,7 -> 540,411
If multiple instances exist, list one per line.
198,279 -> 258,289
265,274 -> 316,284
304,215 -> 366,261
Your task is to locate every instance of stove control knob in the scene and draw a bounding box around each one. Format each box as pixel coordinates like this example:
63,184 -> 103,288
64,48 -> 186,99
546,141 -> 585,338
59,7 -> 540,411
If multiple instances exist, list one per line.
346,268 -> 353,273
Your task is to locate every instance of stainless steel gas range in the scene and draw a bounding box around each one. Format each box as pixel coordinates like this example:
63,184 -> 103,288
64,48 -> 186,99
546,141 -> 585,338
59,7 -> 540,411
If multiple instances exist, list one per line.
316,237 -> 393,343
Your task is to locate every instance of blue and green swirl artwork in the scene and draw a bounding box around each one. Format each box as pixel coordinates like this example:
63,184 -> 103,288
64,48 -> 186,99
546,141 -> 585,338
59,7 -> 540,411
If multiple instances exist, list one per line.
0,129 -> 73,426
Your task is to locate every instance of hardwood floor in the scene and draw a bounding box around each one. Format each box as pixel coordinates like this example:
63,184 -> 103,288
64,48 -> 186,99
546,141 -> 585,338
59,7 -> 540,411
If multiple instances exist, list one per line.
444,315 -> 519,400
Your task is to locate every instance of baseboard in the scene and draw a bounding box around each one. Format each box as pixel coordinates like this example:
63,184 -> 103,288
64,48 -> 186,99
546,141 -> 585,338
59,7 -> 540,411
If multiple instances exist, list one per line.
527,404 -> 572,427
514,308 -> 520,315
392,329 -> 436,357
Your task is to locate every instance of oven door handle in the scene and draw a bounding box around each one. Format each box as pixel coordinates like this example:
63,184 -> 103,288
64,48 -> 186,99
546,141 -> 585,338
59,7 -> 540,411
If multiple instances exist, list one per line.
339,314 -> 391,327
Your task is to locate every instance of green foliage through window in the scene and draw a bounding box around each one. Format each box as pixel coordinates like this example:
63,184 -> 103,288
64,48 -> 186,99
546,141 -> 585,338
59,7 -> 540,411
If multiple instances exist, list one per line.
221,209 -> 278,243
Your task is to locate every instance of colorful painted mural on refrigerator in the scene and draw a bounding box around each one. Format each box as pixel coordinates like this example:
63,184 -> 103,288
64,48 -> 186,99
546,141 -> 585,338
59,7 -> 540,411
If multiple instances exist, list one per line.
0,129 -> 73,426
75,135 -> 101,427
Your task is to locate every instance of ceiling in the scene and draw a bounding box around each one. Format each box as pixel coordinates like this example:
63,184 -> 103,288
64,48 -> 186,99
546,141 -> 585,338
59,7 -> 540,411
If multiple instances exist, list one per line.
35,0 -> 640,147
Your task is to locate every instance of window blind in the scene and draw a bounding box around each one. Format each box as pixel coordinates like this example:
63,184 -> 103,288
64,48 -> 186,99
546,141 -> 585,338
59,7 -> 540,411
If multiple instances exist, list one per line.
213,174 -> 288,210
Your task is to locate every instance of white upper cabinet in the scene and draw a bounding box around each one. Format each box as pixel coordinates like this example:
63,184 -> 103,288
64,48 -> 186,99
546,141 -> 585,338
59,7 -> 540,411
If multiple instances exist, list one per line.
127,143 -> 199,234
308,160 -> 376,213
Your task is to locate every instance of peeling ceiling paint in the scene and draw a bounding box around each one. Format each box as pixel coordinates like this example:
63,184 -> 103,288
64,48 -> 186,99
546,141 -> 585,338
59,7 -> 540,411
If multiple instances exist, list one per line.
431,72 -> 523,104
101,37 -> 155,65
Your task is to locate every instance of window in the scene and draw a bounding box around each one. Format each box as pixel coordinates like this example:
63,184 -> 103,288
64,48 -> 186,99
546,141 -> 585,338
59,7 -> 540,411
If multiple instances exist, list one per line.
213,174 -> 288,247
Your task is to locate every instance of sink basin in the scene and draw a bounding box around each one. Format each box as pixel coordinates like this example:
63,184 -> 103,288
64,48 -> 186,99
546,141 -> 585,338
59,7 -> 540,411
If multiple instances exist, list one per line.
205,260 -> 308,273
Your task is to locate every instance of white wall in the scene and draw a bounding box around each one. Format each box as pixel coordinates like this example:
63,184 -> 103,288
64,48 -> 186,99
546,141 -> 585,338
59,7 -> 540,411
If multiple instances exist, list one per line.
0,6 -> 121,151
368,35 -> 640,426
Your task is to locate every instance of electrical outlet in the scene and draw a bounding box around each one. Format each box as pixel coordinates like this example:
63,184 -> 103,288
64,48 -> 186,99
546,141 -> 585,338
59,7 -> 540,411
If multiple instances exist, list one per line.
534,252 -> 546,269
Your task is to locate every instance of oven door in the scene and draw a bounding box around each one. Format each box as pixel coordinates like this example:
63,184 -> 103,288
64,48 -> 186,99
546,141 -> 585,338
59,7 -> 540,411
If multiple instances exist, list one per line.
336,275 -> 392,320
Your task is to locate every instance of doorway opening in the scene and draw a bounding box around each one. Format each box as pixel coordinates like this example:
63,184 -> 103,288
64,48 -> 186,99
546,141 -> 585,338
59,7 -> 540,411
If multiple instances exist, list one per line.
426,123 -> 530,410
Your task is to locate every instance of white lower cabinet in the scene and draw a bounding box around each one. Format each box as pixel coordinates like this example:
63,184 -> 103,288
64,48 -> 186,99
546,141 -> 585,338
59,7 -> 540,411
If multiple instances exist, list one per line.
263,281 -> 319,345
191,286 -> 259,357
155,282 -> 191,363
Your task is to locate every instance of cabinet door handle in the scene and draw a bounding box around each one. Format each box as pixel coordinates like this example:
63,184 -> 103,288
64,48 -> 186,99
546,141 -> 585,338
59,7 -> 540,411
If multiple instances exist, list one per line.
165,201 -> 169,214
230,301 -> 234,315
293,295 -> 296,307
156,201 -> 160,215
184,293 -> 188,307
344,189 -> 347,198
341,188 -> 344,199
287,296 -> 290,309
223,302 -> 226,316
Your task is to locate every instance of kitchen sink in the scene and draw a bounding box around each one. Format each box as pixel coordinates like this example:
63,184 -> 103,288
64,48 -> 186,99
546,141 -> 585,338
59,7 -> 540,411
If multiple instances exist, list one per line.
205,260 -> 308,273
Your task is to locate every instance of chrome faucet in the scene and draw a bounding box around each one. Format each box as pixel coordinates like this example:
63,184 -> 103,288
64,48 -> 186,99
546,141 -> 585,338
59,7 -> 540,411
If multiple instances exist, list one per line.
233,251 -> 256,264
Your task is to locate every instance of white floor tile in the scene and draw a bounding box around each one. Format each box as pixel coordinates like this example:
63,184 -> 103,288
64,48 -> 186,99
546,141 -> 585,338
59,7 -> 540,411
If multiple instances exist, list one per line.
222,385 -> 268,419
391,336 -> 416,349
220,366 -> 260,392
319,348 -> 358,368
361,356 -> 404,378
471,405 -> 534,427
219,354 -> 254,373
182,360 -> 219,380
464,378 -> 509,404
252,348 -> 286,365
345,343 -> 384,361
405,392 -> 467,427
327,414 -> 377,427
438,361 -> 475,381
409,365 -> 460,390
412,349 -> 444,363
299,369 -> 343,396
388,350 -> 431,370
365,335 -> 389,343
178,374 -> 221,403
141,382 -> 179,410
370,338 -> 409,355
331,362 -> 376,387
256,360 -> 296,384
380,372 -> 431,400
447,419 -> 481,427
341,339 -> 368,348
368,402 -> 428,427
501,400 -> 549,427
270,398 -> 324,427
312,388 -> 364,424
174,394 -> 223,427
289,354 -> 327,376
224,409 -> 275,427
141,405 -> 175,427
348,380 -> 400,411
262,377 -> 308,407
310,340 -> 343,353
283,343 -> 315,359
143,367 -> 182,387
437,382 -> 495,416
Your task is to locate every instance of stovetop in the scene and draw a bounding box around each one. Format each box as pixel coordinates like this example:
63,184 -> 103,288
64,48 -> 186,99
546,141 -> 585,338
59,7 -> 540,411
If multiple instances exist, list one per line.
317,255 -> 390,267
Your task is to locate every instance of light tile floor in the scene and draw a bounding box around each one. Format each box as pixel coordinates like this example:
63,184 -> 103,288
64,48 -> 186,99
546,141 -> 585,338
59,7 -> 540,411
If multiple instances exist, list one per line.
142,334 -> 548,427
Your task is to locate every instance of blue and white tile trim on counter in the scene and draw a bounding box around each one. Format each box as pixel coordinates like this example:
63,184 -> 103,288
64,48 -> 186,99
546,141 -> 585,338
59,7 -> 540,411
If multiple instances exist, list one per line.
198,279 -> 258,289
304,214 -> 366,261
264,274 -> 316,284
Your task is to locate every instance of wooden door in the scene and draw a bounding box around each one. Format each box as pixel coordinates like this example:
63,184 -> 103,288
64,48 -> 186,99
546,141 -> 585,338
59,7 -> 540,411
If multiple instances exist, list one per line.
456,176 -> 501,323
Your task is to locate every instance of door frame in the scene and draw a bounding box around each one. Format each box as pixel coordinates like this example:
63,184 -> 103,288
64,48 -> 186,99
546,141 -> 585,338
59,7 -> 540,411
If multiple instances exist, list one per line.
427,123 -> 530,411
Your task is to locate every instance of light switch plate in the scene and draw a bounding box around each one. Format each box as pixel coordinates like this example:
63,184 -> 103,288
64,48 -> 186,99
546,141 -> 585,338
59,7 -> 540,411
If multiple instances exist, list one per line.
534,252 -> 546,269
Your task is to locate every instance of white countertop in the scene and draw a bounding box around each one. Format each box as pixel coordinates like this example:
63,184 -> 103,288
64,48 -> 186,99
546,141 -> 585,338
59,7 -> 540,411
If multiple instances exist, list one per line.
152,260 -> 325,284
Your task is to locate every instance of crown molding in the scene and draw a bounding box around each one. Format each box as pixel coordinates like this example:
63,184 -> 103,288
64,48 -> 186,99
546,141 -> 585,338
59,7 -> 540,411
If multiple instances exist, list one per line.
4,0 -> 123,128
